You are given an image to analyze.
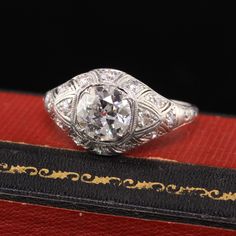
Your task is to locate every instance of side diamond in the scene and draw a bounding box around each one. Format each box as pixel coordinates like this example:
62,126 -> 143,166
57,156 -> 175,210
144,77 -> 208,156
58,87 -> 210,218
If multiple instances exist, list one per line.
72,73 -> 93,89
143,92 -> 169,110
122,78 -> 147,94
44,92 -> 54,112
165,109 -> 177,128
136,106 -> 160,131
55,97 -> 73,119
95,69 -> 123,82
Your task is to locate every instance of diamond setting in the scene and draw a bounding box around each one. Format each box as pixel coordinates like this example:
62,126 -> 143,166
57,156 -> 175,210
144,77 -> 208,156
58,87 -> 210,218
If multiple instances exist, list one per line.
96,69 -> 123,82
136,106 -> 160,131
121,78 -> 146,94
143,92 -> 169,110
76,85 -> 132,142
56,98 -> 73,118
45,68 -> 198,155
166,109 -> 177,128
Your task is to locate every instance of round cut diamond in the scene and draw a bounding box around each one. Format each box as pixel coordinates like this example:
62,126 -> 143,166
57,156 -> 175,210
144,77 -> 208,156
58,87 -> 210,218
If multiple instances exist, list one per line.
76,85 -> 132,142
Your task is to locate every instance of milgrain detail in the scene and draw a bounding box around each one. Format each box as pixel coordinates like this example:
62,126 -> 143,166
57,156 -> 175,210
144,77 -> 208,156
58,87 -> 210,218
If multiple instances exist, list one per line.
0,163 -> 235,202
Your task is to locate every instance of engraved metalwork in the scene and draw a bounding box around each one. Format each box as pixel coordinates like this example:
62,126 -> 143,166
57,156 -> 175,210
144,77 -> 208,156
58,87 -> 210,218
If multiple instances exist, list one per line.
44,69 -> 198,155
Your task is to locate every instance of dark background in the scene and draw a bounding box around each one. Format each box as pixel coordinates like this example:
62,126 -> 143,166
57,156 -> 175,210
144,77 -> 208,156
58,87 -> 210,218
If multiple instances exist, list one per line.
0,5 -> 235,115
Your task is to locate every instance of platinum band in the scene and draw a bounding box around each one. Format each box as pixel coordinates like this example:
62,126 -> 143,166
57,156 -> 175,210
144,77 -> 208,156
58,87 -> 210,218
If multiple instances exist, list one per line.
44,69 -> 198,155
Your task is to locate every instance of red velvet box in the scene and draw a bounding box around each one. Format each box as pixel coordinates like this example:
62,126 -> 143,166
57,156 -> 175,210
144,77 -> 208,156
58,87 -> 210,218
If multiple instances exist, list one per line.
0,91 -> 235,235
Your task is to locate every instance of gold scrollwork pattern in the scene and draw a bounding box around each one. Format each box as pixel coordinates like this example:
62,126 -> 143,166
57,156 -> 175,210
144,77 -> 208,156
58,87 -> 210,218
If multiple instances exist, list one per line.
123,179 -> 165,192
166,185 -> 236,201
0,163 -> 37,176
0,162 -> 235,202
81,173 -> 122,186
38,168 -> 80,181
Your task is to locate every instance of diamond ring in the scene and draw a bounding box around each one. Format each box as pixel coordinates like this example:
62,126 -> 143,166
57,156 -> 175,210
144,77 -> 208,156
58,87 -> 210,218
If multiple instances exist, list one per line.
44,69 -> 198,155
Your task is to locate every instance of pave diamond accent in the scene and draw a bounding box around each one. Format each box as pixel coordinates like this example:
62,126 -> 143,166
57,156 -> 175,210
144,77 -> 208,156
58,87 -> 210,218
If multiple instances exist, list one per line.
95,69 -> 123,82
143,92 -> 169,110
136,106 -> 160,131
76,85 -> 132,142
56,98 -> 73,118
166,109 -> 177,128
44,92 -> 54,112
73,73 -> 91,89
122,78 -> 146,94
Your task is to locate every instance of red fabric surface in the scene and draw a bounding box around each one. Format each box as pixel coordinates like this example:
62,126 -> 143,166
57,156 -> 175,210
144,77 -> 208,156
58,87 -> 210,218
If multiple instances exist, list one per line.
0,91 -> 235,235
0,200 -> 235,236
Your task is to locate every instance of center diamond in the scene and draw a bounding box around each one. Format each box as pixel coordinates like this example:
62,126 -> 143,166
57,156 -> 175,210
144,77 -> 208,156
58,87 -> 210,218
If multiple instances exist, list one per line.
76,85 -> 132,142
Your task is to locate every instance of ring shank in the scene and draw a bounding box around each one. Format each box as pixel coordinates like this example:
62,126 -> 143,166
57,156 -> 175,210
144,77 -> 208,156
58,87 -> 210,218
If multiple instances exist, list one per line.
172,99 -> 198,113
170,99 -> 199,126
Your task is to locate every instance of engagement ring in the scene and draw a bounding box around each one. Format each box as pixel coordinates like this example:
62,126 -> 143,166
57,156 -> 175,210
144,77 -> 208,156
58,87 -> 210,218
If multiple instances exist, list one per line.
44,69 -> 198,155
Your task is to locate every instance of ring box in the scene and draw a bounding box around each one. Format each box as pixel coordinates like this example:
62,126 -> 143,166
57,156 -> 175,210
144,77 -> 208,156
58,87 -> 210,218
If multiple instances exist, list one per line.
0,91 -> 235,235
